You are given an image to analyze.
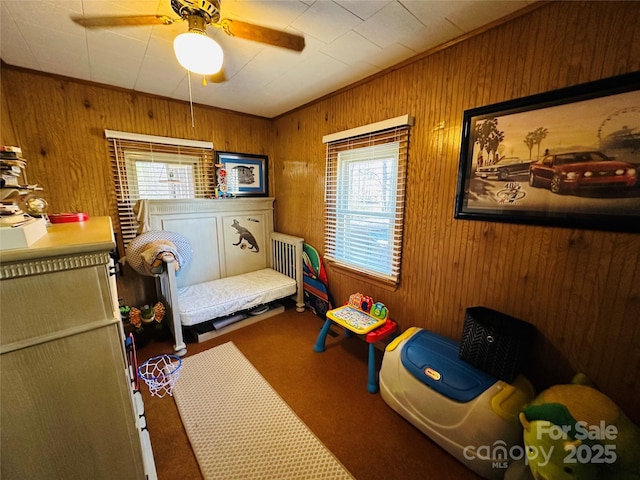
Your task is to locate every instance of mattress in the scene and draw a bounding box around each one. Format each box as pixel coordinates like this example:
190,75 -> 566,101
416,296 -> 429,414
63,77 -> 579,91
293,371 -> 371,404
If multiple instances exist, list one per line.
177,268 -> 296,326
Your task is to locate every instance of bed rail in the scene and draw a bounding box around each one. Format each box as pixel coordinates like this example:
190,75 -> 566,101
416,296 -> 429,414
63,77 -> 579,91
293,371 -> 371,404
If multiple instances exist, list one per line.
157,254 -> 187,357
270,232 -> 305,313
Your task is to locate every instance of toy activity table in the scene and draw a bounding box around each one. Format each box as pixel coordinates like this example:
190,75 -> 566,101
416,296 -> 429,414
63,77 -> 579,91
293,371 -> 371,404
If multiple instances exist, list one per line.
314,304 -> 397,393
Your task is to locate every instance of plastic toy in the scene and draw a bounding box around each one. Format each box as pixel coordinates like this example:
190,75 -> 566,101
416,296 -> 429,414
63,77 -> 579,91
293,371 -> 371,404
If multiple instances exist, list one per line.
348,292 -> 363,309
380,327 -> 535,480
302,243 -> 333,318
370,302 -> 388,320
360,295 -> 373,313
314,293 -> 396,393
519,374 -> 640,480
332,293 -> 389,333
214,167 -> 236,198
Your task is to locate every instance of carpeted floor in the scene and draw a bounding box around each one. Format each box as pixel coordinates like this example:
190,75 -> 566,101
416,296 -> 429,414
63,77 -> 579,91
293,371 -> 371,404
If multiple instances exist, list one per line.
137,306 -> 483,480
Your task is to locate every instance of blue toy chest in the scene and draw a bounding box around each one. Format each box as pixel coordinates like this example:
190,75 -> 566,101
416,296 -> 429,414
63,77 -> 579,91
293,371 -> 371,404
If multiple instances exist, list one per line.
380,328 -> 535,480
401,327 -> 498,403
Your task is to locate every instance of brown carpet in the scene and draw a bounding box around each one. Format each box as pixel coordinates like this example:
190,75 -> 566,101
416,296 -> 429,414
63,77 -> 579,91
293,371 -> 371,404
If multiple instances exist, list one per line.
137,306 -> 483,480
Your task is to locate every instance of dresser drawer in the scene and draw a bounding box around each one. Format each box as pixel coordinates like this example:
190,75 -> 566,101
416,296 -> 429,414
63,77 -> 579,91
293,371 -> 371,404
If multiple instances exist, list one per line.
0,259 -> 114,348
0,323 -> 145,479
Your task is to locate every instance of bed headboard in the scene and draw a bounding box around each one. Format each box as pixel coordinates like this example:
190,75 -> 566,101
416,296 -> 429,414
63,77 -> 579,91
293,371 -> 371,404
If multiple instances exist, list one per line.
142,198 -> 277,288
141,198 -> 305,357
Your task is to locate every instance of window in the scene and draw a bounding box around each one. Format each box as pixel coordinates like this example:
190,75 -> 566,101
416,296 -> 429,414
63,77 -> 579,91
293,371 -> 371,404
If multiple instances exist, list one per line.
323,115 -> 412,287
126,152 -> 198,199
105,130 -> 214,253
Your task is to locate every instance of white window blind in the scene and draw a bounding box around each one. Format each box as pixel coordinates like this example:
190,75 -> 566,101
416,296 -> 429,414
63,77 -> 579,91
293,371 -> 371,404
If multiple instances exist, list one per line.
324,116 -> 412,286
106,131 -> 215,252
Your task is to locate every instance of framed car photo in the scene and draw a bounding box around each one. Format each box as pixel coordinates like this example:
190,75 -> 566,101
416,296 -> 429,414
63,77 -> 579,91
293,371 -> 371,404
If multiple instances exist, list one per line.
215,151 -> 268,197
454,71 -> 640,233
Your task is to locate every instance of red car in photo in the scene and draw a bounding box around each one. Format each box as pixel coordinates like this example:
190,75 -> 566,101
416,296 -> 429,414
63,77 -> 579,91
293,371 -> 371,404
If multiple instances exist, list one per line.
528,151 -> 637,194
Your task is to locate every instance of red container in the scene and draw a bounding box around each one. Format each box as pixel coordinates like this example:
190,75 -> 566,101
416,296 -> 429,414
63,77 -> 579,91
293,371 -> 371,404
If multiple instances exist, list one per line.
49,212 -> 89,223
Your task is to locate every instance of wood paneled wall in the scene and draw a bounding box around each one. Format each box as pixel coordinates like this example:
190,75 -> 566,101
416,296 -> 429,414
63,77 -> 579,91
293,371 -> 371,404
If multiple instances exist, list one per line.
1,70 -> 273,306
272,1 -> 640,422
1,1 -> 638,422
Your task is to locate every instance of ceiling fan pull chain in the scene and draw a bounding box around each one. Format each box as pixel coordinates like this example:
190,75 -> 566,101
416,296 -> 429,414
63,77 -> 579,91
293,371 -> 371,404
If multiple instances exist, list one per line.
187,70 -> 195,128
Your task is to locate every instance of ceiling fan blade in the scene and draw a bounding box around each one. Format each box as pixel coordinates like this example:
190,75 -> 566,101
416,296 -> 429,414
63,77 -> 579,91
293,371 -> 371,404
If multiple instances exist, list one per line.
219,19 -> 305,52
71,15 -> 177,28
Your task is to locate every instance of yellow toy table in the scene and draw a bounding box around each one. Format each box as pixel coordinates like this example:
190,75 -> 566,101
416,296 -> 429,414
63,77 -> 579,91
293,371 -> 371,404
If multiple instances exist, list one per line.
314,305 -> 397,393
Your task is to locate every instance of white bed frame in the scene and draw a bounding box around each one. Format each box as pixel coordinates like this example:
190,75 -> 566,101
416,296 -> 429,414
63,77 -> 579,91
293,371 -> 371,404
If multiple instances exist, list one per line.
142,198 -> 304,356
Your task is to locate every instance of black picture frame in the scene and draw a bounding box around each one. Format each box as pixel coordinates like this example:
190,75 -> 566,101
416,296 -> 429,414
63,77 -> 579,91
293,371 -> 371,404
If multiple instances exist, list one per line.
454,71 -> 640,233
215,151 -> 268,197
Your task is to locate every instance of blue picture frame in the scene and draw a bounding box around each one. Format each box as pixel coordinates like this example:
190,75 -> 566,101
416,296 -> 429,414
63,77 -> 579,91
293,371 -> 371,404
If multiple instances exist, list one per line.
215,151 -> 268,197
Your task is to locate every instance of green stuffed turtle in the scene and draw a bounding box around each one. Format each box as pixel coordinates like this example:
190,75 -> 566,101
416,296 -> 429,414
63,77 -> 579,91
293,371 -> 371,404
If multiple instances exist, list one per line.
518,374 -> 640,480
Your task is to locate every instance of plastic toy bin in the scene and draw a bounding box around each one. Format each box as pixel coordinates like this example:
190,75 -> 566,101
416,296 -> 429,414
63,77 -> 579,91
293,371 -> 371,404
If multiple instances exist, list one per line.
379,327 -> 534,480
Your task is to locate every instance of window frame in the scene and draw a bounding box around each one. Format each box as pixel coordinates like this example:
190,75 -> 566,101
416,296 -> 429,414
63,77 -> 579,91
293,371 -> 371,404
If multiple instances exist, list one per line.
105,130 -> 214,256
323,115 -> 413,289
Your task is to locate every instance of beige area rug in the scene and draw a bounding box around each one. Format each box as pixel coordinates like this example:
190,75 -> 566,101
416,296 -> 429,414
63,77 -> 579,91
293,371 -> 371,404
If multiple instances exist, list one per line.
172,341 -> 354,480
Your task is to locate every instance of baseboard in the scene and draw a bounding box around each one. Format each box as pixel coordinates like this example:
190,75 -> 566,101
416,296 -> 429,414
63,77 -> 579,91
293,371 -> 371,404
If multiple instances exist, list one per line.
194,303 -> 285,343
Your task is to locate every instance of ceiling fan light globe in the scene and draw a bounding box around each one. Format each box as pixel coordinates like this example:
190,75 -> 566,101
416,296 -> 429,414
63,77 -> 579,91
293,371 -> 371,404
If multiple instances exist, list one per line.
173,31 -> 223,75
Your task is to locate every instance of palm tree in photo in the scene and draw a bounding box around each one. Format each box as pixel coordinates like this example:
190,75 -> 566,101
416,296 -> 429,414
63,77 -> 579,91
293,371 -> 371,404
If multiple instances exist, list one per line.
524,132 -> 536,160
474,118 -> 504,166
531,127 -> 549,159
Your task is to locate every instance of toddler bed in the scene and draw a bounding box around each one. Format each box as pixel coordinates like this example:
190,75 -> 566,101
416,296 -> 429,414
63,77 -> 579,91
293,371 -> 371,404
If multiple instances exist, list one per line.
136,199 -> 305,356
177,268 -> 297,327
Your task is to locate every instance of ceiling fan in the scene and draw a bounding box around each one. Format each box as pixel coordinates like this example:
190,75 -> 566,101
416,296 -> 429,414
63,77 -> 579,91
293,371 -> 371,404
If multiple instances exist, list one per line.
71,0 -> 305,79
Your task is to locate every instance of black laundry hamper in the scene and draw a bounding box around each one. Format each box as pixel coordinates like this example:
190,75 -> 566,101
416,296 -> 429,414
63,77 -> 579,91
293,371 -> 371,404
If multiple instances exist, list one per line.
458,306 -> 536,383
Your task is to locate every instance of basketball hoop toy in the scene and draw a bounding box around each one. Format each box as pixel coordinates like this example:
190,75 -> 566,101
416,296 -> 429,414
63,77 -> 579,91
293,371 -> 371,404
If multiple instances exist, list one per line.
137,354 -> 182,398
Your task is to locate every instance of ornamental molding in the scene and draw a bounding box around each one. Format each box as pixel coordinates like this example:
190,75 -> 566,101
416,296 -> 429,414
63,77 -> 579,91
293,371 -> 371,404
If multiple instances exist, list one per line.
146,198 -> 275,216
0,252 -> 110,280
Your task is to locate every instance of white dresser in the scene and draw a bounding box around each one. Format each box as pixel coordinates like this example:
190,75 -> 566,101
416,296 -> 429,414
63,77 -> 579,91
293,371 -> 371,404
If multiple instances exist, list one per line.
0,217 -> 156,479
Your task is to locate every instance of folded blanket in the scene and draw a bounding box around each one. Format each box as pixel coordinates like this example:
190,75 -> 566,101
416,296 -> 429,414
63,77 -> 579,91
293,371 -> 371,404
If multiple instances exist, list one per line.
133,199 -> 150,234
141,239 -> 180,274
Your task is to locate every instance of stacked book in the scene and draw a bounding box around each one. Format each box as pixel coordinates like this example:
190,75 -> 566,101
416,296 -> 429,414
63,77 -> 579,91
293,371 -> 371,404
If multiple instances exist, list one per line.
0,198 -> 26,225
0,187 -> 34,224
1,145 -> 27,188
1,145 -> 48,249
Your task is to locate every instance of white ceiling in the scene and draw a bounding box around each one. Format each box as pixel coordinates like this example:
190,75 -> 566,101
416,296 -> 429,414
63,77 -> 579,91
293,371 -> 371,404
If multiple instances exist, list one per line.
1,0 -> 532,118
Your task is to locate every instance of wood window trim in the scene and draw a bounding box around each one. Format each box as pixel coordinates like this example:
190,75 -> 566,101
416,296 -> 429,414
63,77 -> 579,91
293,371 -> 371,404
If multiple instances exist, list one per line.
325,258 -> 400,292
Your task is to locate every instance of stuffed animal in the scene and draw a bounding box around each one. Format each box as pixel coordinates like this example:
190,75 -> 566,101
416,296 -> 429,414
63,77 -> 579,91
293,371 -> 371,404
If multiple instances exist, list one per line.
140,239 -> 180,273
518,374 -> 640,480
